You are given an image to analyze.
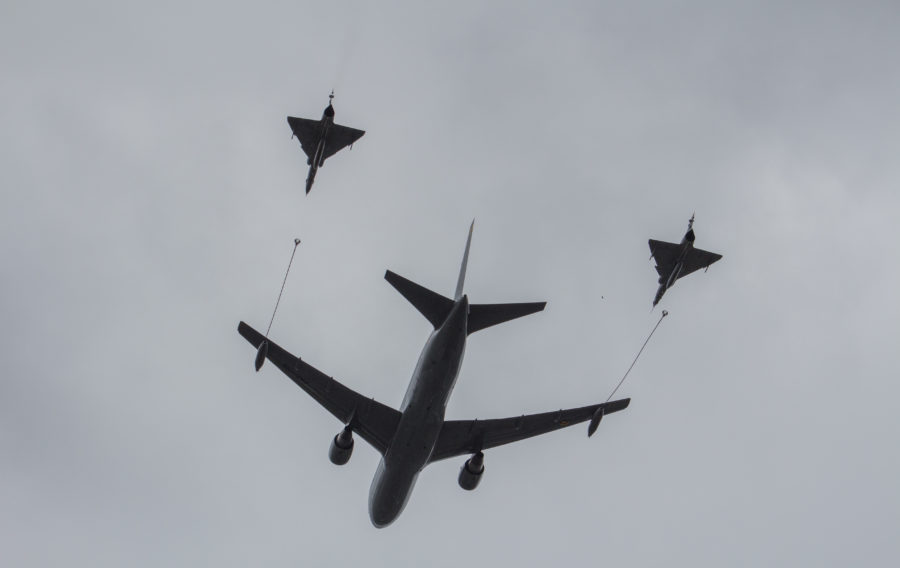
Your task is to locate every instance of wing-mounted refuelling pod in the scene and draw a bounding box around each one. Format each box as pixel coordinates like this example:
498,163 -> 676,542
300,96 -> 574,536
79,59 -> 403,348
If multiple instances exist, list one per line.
255,341 -> 268,371
587,406 -> 605,437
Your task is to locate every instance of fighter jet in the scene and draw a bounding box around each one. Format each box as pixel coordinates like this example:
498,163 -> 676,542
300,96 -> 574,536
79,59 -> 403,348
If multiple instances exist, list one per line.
238,222 -> 630,527
649,214 -> 723,307
287,92 -> 365,194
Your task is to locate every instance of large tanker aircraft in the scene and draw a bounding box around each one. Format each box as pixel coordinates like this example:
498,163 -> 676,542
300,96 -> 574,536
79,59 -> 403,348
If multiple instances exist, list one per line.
238,223 -> 630,527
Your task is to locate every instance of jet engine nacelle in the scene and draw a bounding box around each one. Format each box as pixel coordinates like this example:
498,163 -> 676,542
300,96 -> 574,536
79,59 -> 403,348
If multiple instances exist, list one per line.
458,451 -> 484,491
329,426 -> 354,465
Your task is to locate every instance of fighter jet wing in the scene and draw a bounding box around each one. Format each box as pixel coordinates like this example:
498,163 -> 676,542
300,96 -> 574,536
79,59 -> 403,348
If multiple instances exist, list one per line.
428,398 -> 630,463
286,116 -> 322,159
648,239 -> 680,277
237,321 -> 401,455
321,123 -> 365,162
679,247 -> 723,279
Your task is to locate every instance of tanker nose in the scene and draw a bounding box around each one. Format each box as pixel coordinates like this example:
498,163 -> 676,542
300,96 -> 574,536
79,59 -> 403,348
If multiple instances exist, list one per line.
368,486 -> 403,528
369,508 -> 398,529
368,461 -> 405,529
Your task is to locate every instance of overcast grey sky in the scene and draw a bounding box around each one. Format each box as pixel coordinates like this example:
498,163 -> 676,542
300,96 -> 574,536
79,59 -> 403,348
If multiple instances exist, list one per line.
3,1 -> 899,565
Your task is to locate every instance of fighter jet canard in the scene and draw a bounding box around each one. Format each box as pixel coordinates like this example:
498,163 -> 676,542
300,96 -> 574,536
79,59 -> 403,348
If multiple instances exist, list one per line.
287,91 -> 365,194
238,222 -> 630,528
648,214 -> 723,307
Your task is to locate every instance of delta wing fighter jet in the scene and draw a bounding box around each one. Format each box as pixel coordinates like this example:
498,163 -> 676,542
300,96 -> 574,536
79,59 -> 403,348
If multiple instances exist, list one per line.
238,222 -> 630,527
649,214 -> 723,307
287,92 -> 365,194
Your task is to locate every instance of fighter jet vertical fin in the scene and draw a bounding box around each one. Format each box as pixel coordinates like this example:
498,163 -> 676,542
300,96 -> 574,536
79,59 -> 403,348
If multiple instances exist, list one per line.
385,270 -> 454,329
455,220 -> 475,301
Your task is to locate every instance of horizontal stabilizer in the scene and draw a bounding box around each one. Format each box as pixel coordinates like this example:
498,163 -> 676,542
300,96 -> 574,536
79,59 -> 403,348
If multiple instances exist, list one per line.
467,301 -> 546,335
385,270 -> 454,329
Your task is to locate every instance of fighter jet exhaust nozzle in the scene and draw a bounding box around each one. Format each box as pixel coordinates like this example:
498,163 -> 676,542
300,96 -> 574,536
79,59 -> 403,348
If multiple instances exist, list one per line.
254,341 -> 268,371
329,425 -> 354,465
458,452 -> 484,490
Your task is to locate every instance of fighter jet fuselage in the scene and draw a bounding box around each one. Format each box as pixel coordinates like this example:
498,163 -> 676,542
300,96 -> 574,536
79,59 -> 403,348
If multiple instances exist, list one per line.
650,216 -> 721,306
368,296 -> 469,527
302,106 -> 335,192
287,95 -> 365,194
309,105 -> 335,167
662,229 -> 695,285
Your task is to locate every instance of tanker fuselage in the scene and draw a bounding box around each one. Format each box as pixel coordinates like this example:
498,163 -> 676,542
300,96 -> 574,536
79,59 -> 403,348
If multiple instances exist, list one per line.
367,296 -> 469,528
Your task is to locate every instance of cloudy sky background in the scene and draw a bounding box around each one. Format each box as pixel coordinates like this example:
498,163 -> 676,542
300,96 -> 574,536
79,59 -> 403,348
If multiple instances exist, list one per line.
3,1 -> 899,565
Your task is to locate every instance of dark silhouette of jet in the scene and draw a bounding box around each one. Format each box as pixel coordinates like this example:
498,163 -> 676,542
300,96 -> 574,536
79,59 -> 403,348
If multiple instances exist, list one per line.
287,92 -> 365,194
238,222 -> 630,527
649,214 -> 723,307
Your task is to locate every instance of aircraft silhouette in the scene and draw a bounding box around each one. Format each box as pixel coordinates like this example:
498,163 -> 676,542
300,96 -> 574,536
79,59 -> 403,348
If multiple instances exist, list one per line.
238,222 -> 630,527
287,92 -> 365,194
649,214 -> 722,306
